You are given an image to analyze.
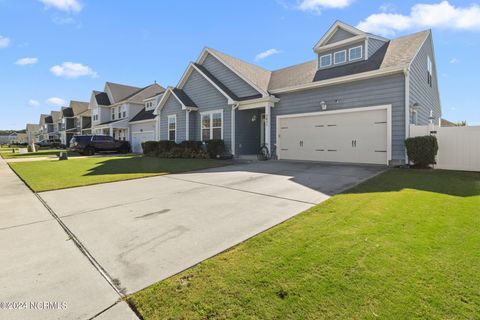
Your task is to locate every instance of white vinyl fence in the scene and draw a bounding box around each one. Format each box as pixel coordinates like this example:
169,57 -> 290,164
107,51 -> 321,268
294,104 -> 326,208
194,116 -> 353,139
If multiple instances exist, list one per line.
410,124 -> 480,172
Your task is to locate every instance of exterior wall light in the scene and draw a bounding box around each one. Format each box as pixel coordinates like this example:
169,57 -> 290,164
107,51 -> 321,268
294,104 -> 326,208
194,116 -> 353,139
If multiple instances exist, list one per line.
320,101 -> 327,110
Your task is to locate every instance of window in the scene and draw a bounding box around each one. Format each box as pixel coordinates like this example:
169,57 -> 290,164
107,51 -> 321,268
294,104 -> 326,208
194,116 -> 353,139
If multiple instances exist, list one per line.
92,108 -> 98,121
427,56 -> 433,87
201,110 -> 223,141
349,46 -> 362,61
334,50 -> 347,64
111,108 -> 115,120
168,115 -> 176,141
121,105 -> 126,118
118,106 -> 121,119
319,54 -> 332,68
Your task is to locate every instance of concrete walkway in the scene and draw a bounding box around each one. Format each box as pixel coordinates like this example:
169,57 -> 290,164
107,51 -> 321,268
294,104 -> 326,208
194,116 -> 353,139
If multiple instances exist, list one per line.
0,158 -> 137,320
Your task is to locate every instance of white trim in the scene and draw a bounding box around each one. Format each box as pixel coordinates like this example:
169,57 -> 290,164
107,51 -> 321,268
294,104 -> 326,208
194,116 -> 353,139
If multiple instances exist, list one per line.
313,21 -> 365,51
186,110 -> 190,141
237,96 -> 279,111
200,109 -> 224,141
365,38 -> 369,60
404,68 -> 410,162
132,130 -> 154,134
276,104 -> 392,165
154,87 -> 198,115
197,48 -> 269,97
348,45 -> 363,61
167,114 -> 177,142
319,53 -> 332,68
334,50 -> 347,65
315,35 -> 366,53
269,66 -> 405,94
128,118 -> 157,124
231,104 -> 238,155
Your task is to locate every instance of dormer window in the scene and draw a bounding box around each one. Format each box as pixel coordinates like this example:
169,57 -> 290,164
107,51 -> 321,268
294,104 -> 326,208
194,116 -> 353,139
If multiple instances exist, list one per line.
334,50 -> 346,64
319,54 -> 332,68
349,46 -> 362,61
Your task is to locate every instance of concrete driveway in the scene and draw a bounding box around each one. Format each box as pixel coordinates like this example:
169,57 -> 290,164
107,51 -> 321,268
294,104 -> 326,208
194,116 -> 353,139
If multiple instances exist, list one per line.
39,161 -> 384,295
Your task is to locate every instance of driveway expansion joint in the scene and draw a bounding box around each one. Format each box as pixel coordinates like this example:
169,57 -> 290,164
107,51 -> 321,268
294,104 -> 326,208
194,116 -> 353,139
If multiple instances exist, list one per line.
35,193 -> 126,298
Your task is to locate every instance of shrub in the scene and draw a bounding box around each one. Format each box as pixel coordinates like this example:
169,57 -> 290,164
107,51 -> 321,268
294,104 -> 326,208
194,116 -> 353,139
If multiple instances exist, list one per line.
180,140 -> 203,152
27,145 -> 33,152
157,140 -> 177,154
142,141 -> 158,156
206,139 -> 226,159
405,135 -> 438,168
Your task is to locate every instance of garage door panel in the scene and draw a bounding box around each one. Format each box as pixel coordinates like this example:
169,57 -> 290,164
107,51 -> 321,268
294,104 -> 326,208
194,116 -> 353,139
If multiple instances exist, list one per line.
278,108 -> 388,165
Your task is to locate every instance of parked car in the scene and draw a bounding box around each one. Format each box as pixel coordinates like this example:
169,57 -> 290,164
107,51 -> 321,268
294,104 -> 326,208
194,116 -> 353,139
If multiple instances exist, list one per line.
35,139 -> 64,149
69,135 -> 131,155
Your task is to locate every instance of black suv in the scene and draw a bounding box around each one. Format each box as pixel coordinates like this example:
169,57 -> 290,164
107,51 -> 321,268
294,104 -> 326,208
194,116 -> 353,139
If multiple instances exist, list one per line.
35,139 -> 64,149
69,135 -> 131,155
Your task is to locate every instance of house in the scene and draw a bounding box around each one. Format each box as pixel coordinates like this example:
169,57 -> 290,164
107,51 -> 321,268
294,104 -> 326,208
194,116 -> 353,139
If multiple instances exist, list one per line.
26,123 -> 41,144
0,132 -> 28,145
37,114 -> 50,141
153,21 -> 441,166
89,82 -> 165,143
59,100 -> 90,145
50,110 -> 62,140
71,101 -> 92,135
129,92 -> 164,153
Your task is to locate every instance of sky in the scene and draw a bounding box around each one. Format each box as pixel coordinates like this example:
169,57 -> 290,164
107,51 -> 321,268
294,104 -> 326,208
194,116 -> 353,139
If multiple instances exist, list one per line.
0,0 -> 479,129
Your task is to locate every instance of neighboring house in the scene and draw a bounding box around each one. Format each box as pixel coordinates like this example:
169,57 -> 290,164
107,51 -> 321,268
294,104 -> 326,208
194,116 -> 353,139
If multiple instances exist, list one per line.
0,132 -> 28,144
50,111 -> 62,140
153,20 -> 441,165
37,114 -> 50,141
59,106 -> 75,145
44,115 -> 54,139
59,100 -> 90,144
129,92 -> 164,153
26,123 -> 41,144
89,81 -> 165,142
70,100 -> 92,135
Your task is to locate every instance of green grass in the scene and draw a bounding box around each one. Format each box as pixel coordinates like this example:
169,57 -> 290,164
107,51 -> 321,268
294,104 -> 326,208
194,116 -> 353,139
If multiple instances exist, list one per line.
9,155 -> 227,192
129,169 -> 480,319
0,148 -> 79,159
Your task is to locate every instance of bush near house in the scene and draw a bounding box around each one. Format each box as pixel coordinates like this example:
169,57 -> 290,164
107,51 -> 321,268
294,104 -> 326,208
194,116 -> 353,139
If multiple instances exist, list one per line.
405,135 -> 439,168
142,140 -> 208,159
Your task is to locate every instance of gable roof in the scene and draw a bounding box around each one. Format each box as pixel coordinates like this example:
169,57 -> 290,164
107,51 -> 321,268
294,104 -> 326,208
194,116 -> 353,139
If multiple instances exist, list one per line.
94,91 -> 111,106
70,100 -> 89,116
61,107 -> 74,118
51,111 -> 62,123
122,83 -> 165,104
26,124 -> 41,131
154,87 -> 198,114
314,21 -> 365,50
44,115 -> 53,124
129,108 -> 156,122
77,108 -> 91,117
201,47 -> 271,95
105,82 -> 142,104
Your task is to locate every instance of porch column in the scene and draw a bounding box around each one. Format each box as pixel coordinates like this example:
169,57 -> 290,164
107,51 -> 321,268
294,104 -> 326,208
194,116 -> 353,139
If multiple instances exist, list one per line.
186,110 -> 190,141
265,104 -> 271,151
231,105 -> 236,156
109,127 -> 113,137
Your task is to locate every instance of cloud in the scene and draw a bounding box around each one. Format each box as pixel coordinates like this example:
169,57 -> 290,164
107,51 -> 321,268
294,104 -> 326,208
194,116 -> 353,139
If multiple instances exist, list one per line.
449,58 -> 459,63
28,99 -> 40,107
50,62 -> 98,78
46,97 -> 66,106
39,0 -> 82,12
357,1 -> 480,36
15,57 -> 38,66
298,0 -> 353,14
255,48 -> 281,61
0,35 -> 10,48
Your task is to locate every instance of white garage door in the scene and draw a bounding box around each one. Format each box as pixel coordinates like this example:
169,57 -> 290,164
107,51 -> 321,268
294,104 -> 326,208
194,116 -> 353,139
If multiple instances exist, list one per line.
132,131 -> 155,153
277,107 -> 390,165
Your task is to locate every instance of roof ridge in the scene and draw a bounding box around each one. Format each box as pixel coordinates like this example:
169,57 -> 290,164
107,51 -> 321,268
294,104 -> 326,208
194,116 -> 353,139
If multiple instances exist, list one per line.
391,29 -> 430,41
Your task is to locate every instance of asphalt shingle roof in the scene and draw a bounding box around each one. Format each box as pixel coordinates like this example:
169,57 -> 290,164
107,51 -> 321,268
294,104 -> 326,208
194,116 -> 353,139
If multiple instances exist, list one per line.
129,108 -> 156,122
62,107 -> 74,118
172,88 -> 197,108
94,91 -> 111,106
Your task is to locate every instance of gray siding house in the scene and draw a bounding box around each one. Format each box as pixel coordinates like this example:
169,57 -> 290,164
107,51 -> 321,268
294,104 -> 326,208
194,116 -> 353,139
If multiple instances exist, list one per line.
154,21 -> 441,166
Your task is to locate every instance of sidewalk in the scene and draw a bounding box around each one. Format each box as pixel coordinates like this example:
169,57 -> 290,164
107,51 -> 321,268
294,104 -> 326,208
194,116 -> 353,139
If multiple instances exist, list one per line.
0,157 -> 137,319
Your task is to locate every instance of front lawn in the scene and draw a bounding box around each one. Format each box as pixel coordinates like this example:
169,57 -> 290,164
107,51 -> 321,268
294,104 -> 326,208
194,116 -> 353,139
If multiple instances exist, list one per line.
9,155 -> 227,192
130,169 -> 480,319
0,148 -> 78,159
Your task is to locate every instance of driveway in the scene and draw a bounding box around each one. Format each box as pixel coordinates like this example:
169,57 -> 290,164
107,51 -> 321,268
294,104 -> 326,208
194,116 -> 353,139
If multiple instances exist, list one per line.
39,161 -> 384,295
0,158 -> 137,320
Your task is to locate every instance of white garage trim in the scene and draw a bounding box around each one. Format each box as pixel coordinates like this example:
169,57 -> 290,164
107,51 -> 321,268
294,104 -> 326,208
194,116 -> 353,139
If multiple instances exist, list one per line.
276,104 -> 392,164
131,130 -> 154,134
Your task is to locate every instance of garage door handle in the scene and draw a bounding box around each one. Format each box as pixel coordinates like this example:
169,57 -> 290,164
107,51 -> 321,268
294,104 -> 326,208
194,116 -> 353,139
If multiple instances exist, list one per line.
299,140 -> 303,147
352,140 -> 357,147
